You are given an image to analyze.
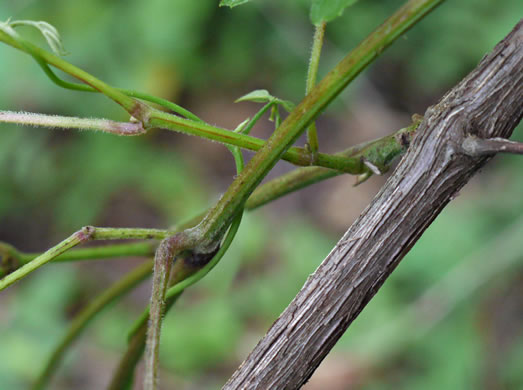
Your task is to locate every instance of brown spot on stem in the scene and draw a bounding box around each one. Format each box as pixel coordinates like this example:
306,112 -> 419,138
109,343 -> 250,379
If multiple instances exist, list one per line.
400,132 -> 411,148
78,226 -> 95,242
130,101 -> 150,124
181,246 -> 221,269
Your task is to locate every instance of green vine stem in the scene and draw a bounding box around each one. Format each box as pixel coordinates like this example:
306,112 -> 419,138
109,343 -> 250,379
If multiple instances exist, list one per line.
32,260 -> 153,390
143,237 -> 179,390
0,0 -> 444,214
7,111 -> 407,386
22,242 -> 155,264
0,26 -> 149,122
27,59 -> 203,123
0,227 -> 94,291
108,294 -> 182,390
143,125 -> 246,389
24,115 -> 419,390
0,0 -> 442,385
4,20 -> 201,122
116,209 -> 244,390
89,227 -> 171,240
0,120 -> 418,279
128,206 -> 244,341
0,30 -> 402,174
305,21 -> 326,160
0,242 -> 154,279
115,110 -> 367,173
0,118 -> 420,283
193,0 -> 443,253
0,226 -> 170,291
241,102 -> 274,135
108,107 -> 422,390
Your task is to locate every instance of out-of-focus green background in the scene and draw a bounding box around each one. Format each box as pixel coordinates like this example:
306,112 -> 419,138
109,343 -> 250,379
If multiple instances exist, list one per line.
1,1 -> 522,389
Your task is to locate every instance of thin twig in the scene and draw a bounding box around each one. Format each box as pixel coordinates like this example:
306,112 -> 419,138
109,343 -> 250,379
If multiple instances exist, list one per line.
143,237 -> 179,390
0,226 -> 170,289
462,135 -> 523,156
0,110 -> 145,135
0,227 -> 94,291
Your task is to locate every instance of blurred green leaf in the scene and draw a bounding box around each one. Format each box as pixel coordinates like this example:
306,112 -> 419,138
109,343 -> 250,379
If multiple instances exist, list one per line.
235,89 -> 273,103
160,298 -> 242,372
235,89 -> 295,112
0,266 -> 76,387
310,0 -> 359,25
504,334 -> 523,388
219,0 -> 251,8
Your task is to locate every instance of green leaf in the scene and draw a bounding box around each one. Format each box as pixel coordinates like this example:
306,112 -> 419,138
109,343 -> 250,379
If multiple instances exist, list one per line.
269,105 -> 279,123
235,89 -> 273,104
7,19 -> 67,56
219,0 -> 251,8
235,89 -> 295,112
310,0 -> 359,25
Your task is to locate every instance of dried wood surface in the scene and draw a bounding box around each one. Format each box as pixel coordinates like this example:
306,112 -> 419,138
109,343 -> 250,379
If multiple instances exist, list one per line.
224,19 -> 523,390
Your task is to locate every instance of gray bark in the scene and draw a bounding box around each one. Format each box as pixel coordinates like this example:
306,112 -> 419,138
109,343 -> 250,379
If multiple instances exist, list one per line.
223,20 -> 523,390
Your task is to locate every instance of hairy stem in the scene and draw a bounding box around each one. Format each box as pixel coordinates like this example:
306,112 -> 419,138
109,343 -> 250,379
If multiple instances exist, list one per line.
0,226 -> 170,288
0,119 -> 418,283
0,0 -> 443,384
107,120 -> 418,384
108,294 -> 181,390
12,120 -> 418,389
247,117 -> 420,209
305,21 -> 326,159
90,227 -> 172,240
143,237 -> 182,390
128,208 -> 244,341
143,131 -> 246,389
0,110 -> 145,135
20,242 -> 156,265
0,29 -> 150,121
0,227 -> 94,291
0,30 -> 403,174
0,21 -> 200,122
0,241 -> 155,279
147,110 -> 364,172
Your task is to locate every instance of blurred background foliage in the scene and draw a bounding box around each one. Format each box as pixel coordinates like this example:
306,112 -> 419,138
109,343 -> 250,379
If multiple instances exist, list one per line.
0,0 -> 522,389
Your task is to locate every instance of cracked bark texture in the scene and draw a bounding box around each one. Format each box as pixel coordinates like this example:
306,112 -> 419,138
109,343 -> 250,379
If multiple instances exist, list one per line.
224,20 -> 523,390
